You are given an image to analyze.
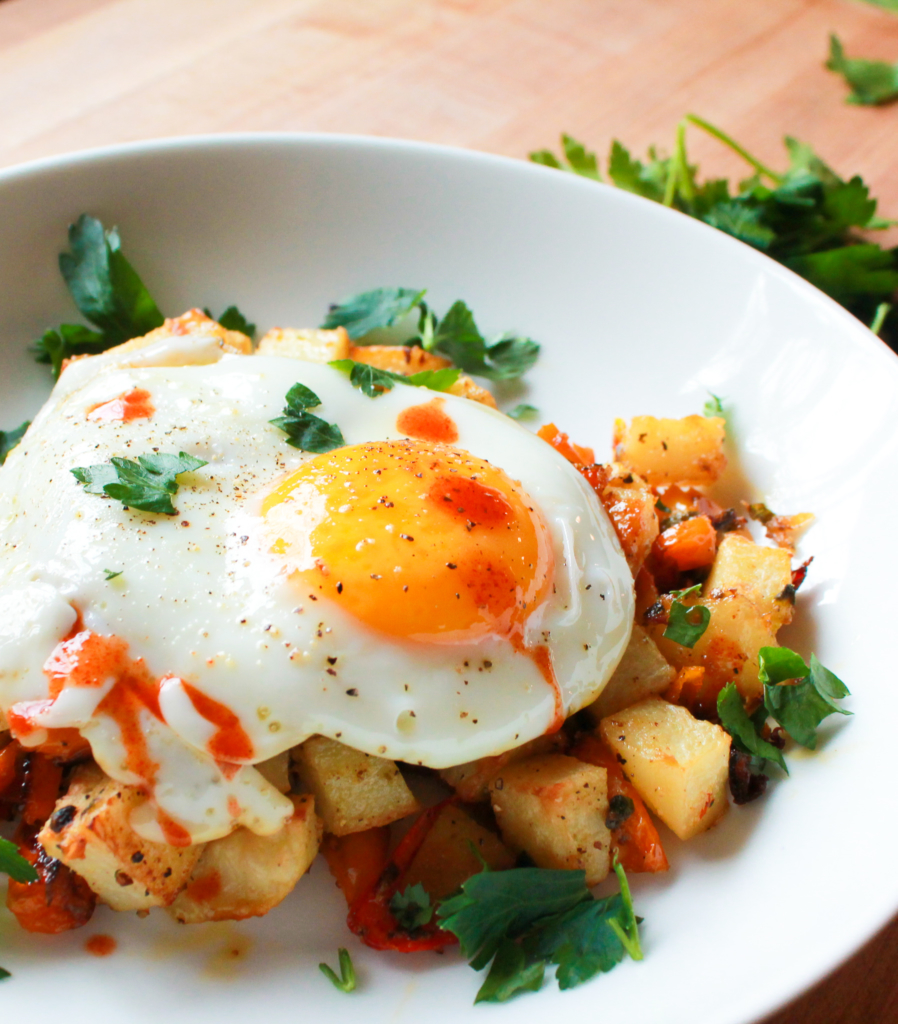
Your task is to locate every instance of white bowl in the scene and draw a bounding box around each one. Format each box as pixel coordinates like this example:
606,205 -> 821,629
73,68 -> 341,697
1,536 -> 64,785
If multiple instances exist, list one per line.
1,134 -> 896,1024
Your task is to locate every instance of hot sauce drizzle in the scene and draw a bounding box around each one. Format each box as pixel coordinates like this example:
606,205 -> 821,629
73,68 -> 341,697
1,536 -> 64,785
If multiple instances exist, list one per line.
86,388 -> 155,423
180,681 -> 254,762
85,934 -> 117,957
396,398 -> 459,444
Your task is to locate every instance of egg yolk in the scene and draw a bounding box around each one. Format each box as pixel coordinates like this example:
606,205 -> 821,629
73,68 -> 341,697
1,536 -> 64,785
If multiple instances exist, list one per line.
261,439 -> 554,643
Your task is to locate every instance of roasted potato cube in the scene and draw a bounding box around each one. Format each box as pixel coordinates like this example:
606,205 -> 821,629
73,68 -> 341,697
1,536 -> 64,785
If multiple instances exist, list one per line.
586,624 -> 676,722
256,326 -> 350,363
292,736 -> 419,835
647,591 -> 777,704
38,763 -> 204,911
438,734 -> 568,802
447,375 -> 498,408
402,804 -> 514,900
489,754 -> 611,886
168,795 -> 321,924
704,533 -> 794,630
613,415 -> 726,486
587,463 -> 659,575
348,344 -> 451,374
255,751 -> 291,794
113,308 -> 252,357
600,698 -> 730,840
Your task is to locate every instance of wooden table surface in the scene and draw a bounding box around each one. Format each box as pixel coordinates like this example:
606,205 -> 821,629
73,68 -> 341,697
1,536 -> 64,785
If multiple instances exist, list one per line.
0,1 -> 896,1021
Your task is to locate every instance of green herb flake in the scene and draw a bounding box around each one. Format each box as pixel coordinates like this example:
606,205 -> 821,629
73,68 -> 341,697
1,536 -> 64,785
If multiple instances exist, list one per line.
104,569 -> 123,580
388,883 -> 434,932
662,584 -> 711,648
761,648 -> 851,749
0,836 -> 39,884
328,359 -> 460,397
717,682 -> 788,773
318,947 -> 356,993
322,287 -> 426,340
204,305 -> 256,340
0,966 -> 10,981
826,35 -> 898,106
703,393 -> 725,417
270,383 -> 345,453
475,940 -> 545,1003
0,421 -> 29,466
71,452 -> 208,516
508,403 -> 538,421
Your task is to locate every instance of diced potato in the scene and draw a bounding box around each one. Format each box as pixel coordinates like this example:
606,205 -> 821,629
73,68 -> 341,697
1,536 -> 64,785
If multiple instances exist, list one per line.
114,308 -> 252,357
348,343 -> 451,374
489,754 -> 611,886
38,763 -> 204,911
255,751 -> 291,794
446,374 -> 498,408
647,591 -> 777,705
256,326 -> 350,363
292,736 -> 419,835
599,698 -> 730,840
438,733 -> 568,803
704,533 -> 794,630
613,415 -> 726,486
168,795 -> 321,924
585,624 -> 676,722
586,463 -> 659,575
401,804 -> 515,900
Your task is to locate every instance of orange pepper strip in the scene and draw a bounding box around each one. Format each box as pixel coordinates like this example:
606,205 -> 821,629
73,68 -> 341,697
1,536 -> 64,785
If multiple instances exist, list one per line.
652,514 -> 717,572
22,754 -> 64,825
570,735 -> 669,874
0,740 -> 20,797
537,423 -> 595,467
322,826 -> 391,907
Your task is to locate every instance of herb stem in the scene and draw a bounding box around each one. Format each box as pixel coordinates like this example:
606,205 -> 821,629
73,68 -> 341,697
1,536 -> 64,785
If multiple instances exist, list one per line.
608,860 -> 643,961
870,302 -> 892,337
319,948 -> 357,993
685,114 -> 784,186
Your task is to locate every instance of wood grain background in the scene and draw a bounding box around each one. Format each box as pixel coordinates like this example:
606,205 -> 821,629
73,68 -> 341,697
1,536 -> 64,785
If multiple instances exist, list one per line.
0,1 -> 896,1022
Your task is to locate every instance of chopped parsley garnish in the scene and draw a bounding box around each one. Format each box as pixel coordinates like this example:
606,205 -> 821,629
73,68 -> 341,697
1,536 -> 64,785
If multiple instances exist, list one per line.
328,359 -> 460,397
508,403 -> 538,420
703,393 -> 725,417
72,452 -> 207,516
531,115 -> 898,352
104,569 -> 124,580
438,860 -> 642,1002
389,883 -> 434,931
270,383 -> 345,453
0,421 -> 29,466
0,837 -> 38,884
322,289 -> 539,382
826,35 -> 898,106
717,647 -> 851,782
318,947 -> 357,993
662,584 -> 711,648
203,305 -> 257,340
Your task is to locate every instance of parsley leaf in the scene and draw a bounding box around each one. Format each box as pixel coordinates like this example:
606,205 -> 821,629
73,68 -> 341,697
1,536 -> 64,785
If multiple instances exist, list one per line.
439,862 -> 642,1003
322,287 -> 426,339
71,452 -> 207,516
0,836 -> 38,884
104,569 -> 123,580
328,359 -> 460,397
703,393 -> 725,417
826,35 -> 898,106
318,948 -> 356,993
662,584 -> 711,648
204,305 -> 256,339
270,383 -> 345,453
0,967 -> 9,982
389,883 -> 434,932
760,648 -> 851,749
860,0 -> 898,10
432,302 -> 539,381
0,421 -> 29,466
531,117 -> 898,353
36,215 -> 164,377
717,682 -> 788,773
508,403 -> 538,420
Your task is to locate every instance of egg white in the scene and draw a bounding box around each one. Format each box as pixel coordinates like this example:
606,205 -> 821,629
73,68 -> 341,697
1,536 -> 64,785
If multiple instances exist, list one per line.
0,341 -> 632,842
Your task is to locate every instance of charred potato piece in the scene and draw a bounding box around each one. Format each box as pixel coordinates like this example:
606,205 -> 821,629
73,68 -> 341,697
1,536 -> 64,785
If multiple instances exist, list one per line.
600,698 -> 730,840
292,736 -> 419,836
613,415 -> 726,487
438,734 -> 569,803
168,795 -> 321,924
703,533 -> 795,630
38,763 -> 204,911
489,754 -> 611,886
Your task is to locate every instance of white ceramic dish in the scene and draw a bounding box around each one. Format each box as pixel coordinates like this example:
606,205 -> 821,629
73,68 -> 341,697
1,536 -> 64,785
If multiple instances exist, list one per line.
0,134 -> 896,1024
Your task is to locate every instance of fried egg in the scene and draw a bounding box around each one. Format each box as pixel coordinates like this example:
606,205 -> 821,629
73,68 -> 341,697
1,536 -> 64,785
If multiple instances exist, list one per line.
0,328 -> 633,843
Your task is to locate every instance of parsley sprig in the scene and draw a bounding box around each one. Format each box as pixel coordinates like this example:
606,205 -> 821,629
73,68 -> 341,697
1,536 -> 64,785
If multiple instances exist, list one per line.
72,452 -> 208,516
0,421 -> 29,466
438,860 -> 642,1003
270,383 -> 345,453
329,358 -> 460,397
1,836 -> 39,980
827,35 -> 898,106
322,288 -> 539,382
717,646 -> 851,777
662,584 -> 711,648
318,947 -> 357,993
532,116 -> 898,349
